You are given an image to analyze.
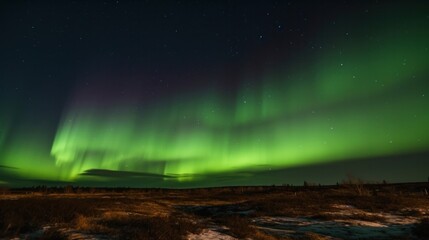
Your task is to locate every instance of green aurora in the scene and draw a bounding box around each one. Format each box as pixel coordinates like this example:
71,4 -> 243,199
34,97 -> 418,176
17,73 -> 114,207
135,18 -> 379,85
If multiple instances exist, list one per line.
1,2 -> 429,187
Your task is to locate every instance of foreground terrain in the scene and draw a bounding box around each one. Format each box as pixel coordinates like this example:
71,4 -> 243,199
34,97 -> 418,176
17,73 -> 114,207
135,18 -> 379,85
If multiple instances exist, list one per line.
1,183 -> 429,240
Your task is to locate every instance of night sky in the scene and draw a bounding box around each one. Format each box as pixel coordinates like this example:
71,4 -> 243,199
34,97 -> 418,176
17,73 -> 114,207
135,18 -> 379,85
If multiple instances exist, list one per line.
1,1 -> 429,188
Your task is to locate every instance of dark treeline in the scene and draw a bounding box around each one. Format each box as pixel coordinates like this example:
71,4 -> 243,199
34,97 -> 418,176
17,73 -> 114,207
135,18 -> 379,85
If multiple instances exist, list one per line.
1,181 -> 428,195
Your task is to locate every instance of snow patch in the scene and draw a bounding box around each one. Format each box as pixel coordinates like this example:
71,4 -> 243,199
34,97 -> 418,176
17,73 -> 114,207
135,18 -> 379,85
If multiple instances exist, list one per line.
253,205 -> 418,240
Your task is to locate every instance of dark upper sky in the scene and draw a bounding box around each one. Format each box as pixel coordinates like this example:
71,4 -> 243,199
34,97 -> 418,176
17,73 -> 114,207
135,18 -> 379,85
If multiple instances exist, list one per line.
0,1 -> 428,187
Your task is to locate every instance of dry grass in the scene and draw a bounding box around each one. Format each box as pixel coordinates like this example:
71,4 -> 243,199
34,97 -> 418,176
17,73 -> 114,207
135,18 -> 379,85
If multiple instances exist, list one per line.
0,198 -> 101,237
103,211 -> 132,220
75,214 -> 92,230
252,230 -> 285,240
100,215 -> 201,240
0,184 -> 428,239
74,214 -> 100,231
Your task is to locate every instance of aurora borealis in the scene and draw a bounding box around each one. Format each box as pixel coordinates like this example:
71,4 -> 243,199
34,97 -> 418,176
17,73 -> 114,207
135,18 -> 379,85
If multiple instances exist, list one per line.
1,1 -> 429,187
